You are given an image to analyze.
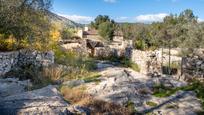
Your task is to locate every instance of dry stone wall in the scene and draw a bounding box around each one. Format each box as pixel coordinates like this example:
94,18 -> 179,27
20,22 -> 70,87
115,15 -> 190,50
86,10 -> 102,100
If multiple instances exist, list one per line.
0,51 -> 19,76
0,50 -> 54,76
182,55 -> 204,81
131,50 -> 162,75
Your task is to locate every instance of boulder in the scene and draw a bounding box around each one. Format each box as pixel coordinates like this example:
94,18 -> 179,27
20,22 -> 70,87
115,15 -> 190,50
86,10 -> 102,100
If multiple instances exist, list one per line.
0,85 -> 71,115
0,78 -> 31,98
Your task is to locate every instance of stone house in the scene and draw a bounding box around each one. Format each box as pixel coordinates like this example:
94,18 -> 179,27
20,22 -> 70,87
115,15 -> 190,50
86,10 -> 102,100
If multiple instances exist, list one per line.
77,26 -> 124,41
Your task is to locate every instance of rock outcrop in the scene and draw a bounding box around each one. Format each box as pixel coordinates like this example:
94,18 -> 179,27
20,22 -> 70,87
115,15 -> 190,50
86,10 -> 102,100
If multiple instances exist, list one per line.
0,78 -> 31,98
84,66 -> 201,115
0,85 -> 71,115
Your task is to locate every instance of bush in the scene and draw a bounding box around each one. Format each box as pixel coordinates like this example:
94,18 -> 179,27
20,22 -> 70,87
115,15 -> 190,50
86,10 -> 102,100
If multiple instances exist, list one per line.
121,58 -> 140,72
98,22 -> 114,41
5,64 -> 66,90
53,45 -> 97,80
0,37 -> 17,51
61,28 -> 75,40
134,39 -> 147,51
0,34 -> 50,52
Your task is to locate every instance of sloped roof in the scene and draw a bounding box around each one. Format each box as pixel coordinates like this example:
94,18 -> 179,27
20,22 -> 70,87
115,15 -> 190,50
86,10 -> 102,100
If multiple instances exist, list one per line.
83,30 -> 98,35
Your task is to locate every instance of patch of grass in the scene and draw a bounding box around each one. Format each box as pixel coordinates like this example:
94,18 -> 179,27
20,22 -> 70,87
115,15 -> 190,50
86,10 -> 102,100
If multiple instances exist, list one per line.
60,85 -> 90,104
152,84 -> 180,97
146,101 -> 158,107
82,73 -> 101,83
130,63 -> 141,72
125,100 -> 138,114
42,64 -> 68,81
153,81 -> 204,112
165,104 -> 179,109
153,88 -> 179,97
60,86 -> 131,114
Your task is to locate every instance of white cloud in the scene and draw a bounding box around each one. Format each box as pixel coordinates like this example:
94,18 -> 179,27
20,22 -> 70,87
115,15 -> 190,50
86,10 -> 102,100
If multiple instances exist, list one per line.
58,14 -> 94,24
198,18 -> 204,22
135,13 -> 169,23
104,0 -> 117,3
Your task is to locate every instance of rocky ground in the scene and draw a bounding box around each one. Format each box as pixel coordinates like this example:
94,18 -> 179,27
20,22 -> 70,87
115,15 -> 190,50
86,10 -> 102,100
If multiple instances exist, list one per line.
0,61 -> 203,115
0,79 -> 89,115
74,62 -> 202,115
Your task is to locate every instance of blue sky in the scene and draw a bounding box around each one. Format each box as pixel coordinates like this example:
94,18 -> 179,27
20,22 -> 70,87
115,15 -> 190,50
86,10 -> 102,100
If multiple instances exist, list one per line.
52,0 -> 204,24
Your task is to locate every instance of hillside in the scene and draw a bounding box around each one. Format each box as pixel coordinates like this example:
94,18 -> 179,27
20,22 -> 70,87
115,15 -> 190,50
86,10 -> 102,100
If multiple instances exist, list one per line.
47,11 -> 83,28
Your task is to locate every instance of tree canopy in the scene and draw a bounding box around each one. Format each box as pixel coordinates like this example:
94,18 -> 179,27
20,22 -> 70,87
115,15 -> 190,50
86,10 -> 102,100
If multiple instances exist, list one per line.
98,21 -> 114,41
0,0 -> 53,50
119,9 -> 204,50
90,15 -> 116,41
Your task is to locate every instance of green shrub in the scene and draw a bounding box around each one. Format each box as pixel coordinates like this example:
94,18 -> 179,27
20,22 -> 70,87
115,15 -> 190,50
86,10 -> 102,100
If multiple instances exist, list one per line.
134,39 -> 147,51
121,58 -> 140,72
53,45 -> 97,80
54,46 -> 96,70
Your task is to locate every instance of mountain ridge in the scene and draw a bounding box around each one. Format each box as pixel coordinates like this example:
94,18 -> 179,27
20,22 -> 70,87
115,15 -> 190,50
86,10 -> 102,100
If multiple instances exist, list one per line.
47,11 -> 83,28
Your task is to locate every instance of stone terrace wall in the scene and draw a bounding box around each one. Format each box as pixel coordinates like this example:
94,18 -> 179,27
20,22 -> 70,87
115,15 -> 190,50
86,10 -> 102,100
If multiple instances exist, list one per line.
0,51 -> 19,76
0,50 -> 54,76
182,55 -> 204,81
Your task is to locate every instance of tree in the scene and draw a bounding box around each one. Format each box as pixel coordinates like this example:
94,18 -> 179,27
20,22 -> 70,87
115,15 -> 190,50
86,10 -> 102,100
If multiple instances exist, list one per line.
120,23 -> 134,40
179,9 -> 197,23
98,22 -> 114,41
91,15 -> 116,41
90,15 -> 115,29
0,0 -> 53,50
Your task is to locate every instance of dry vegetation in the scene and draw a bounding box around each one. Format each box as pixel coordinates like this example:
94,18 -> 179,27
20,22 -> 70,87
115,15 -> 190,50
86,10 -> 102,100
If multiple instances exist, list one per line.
60,86 -> 132,115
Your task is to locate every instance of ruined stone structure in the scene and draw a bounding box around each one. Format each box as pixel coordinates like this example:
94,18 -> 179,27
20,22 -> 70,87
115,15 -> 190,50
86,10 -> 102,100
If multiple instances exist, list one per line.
131,49 -> 183,76
0,50 -> 54,76
181,55 -> 204,81
60,39 -> 87,55
131,50 -> 162,75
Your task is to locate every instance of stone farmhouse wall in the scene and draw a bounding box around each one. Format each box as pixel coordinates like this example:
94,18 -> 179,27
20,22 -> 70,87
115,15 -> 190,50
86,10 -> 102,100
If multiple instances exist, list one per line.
0,50 -> 54,76
131,50 -> 162,74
